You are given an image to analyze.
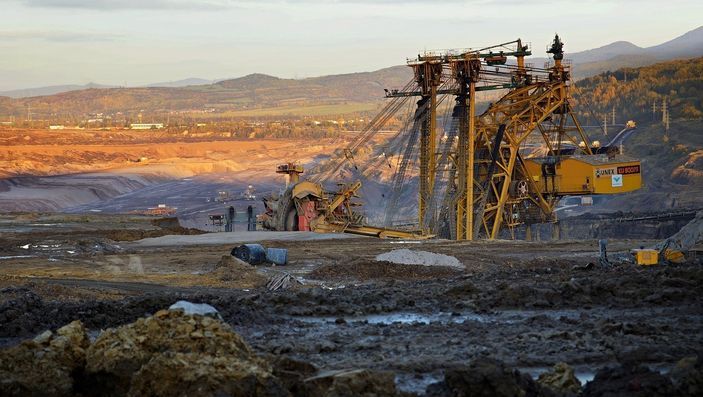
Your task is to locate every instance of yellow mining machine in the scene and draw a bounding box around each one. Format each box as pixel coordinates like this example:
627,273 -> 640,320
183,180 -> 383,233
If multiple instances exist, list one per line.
330,35 -> 642,240
268,35 -> 642,240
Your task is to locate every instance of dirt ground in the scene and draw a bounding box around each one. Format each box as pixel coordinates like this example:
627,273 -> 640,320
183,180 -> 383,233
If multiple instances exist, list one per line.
1,213 -> 702,395
0,128 -> 363,219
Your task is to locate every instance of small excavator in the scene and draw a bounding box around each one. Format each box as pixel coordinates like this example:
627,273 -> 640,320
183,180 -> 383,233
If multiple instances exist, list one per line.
637,211 -> 703,265
259,163 -> 428,239
599,210 -> 703,266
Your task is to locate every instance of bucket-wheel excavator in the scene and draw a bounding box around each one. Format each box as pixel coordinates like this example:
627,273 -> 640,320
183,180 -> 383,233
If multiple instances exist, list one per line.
260,163 -> 428,239
261,35 -> 642,240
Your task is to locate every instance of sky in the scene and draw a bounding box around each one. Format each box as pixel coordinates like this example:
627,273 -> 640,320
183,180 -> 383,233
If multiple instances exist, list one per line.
0,0 -> 701,90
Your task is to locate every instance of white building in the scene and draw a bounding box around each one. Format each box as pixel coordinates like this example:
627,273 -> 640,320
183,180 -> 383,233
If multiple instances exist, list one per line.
130,123 -> 164,130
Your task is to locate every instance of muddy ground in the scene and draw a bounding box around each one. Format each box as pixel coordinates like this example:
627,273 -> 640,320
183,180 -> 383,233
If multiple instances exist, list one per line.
1,213 -> 702,395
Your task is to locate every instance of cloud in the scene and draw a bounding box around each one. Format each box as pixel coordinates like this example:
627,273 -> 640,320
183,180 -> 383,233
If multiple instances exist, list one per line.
19,0 -> 474,10
19,0 -> 232,10
0,30 -> 122,42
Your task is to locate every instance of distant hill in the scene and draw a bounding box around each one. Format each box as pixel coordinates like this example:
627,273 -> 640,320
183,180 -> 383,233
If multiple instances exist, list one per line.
145,78 -> 214,88
648,26 -> 703,59
0,66 -> 412,119
1,26 -> 701,118
213,66 -> 410,103
570,26 -> 703,78
524,26 -> 703,78
0,79 -> 216,98
0,83 -> 116,99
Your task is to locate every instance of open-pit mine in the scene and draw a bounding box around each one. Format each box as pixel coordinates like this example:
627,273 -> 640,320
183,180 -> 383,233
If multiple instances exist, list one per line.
1,33 -> 702,397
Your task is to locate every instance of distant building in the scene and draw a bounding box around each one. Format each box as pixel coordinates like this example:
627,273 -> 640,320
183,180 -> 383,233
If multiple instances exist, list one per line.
49,125 -> 65,130
130,123 -> 164,130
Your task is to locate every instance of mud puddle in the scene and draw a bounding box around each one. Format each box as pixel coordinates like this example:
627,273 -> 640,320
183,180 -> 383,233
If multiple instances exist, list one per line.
0,255 -> 36,260
286,305 -> 695,327
288,311 -> 484,325
522,362 -> 674,385
396,363 -> 673,395
286,308 -> 624,326
394,371 -> 443,394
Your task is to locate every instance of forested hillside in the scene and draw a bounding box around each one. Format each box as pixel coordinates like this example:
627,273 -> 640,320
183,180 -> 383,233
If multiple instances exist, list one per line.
572,56 -> 703,124
0,66 -> 412,120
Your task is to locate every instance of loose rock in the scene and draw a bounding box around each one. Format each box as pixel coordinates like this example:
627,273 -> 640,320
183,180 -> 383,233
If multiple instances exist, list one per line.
669,355 -> 703,396
582,364 -> 675,396
0,320 -> 89,397
304,369 -> 398,397
537,362 -> 582,395
425,358 -> 556,397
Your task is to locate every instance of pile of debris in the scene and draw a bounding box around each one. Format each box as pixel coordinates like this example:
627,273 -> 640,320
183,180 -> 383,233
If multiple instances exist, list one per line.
375,249 -> 464,269
208,255 -> 268,288
266,273 -> 303,291
85,307 -> 282,396
0,303 -> 398,397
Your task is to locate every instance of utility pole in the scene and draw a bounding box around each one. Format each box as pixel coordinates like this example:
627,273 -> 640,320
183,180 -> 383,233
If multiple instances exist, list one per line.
652,100 -> 657,122
603,114 -> 608,136
665,108 -> 670,134
662,97 -> 670,135
26,104 -> 32,122
611,106 -> 616,126
665,111 -> 670,133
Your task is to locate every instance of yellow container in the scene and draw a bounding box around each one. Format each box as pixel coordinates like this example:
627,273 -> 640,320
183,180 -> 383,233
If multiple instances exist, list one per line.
632,249 -> 658,265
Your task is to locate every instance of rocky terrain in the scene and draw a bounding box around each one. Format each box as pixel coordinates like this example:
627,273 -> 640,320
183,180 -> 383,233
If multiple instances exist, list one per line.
0,213 -> 701,395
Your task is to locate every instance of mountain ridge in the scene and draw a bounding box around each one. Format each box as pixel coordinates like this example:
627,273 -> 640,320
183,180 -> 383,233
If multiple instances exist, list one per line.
4,26 -> 700,99
1,27 -> 701,119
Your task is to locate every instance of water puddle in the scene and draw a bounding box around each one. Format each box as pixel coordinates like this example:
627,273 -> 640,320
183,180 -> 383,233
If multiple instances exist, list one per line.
286,306 -> 689,328
287,309 -> 588,326
521,366 -> 597,384
395,371 -> 443,394
289,311 -> 485,325
0,255 -> 36,260
522,362 -> 673,385
393,368 -> 596,395
395,363 -> 673,394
